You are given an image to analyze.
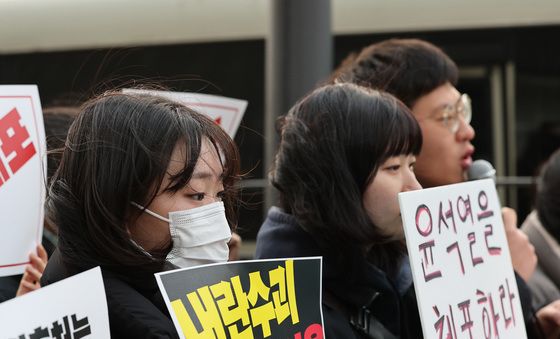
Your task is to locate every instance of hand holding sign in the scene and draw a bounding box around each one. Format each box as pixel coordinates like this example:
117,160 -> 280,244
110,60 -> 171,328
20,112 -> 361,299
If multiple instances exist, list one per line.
502,207 -> 537,282
16,244 -> 48,296
536,300 -> 560,339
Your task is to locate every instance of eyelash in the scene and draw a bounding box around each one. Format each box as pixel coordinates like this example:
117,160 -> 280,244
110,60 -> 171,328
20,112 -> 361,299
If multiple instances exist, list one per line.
187,191 -> 226,201
385,161 -> 416,172
188,193 -> 205,201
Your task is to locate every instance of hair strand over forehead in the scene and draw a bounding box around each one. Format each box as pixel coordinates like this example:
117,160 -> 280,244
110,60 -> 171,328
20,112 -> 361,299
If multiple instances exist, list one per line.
48,91 -> 240,279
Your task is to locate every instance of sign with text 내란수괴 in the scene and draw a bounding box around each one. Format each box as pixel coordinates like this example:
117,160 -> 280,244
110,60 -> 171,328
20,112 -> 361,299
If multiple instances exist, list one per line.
156,257 -> 324,339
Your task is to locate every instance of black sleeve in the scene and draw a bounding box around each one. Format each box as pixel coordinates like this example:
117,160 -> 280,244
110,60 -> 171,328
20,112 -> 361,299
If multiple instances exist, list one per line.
516,271 -> 544,339
321,302 -> 360,339
42,250 -> 178,337
103,275 -> 179,339
0,275 -> 20,303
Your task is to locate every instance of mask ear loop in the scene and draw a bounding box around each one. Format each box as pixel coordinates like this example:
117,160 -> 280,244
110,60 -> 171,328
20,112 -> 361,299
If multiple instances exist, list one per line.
130,202 -> 171,223
129,238 -> 154,258
130,202 -> 178,260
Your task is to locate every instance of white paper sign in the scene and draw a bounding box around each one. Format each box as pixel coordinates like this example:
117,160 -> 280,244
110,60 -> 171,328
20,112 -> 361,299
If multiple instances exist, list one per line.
399,179 -> 526,338
0,85 -> 46,277
123,89 -> 247,138
0,267 -> 110,338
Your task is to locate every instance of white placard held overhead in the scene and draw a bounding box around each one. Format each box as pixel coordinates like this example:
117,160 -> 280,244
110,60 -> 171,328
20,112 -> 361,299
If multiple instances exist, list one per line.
123,89 -> 247,138
0,267 -> 110,338
0,85 -> 46,277
399,179 -> 527,338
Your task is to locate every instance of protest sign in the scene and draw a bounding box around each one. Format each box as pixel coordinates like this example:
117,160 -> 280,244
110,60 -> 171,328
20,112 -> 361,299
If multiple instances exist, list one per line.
0,85 -> 46,277
0,267 -> 110,338
399,179 -> 526,338
156,257 -> 324,339
123,89 -> 247,138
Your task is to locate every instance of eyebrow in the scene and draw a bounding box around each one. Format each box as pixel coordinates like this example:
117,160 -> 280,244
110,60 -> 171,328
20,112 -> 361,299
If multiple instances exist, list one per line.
430,99 -> 458,116
191,170 -> 224,180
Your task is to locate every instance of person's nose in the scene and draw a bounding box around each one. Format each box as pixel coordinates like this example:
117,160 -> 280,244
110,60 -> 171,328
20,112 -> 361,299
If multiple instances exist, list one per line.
456,117 -> 475,142
404,169 -> 422,192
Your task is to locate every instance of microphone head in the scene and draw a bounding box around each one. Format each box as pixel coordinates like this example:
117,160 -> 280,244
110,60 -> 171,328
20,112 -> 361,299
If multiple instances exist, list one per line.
467,159 -> 496,181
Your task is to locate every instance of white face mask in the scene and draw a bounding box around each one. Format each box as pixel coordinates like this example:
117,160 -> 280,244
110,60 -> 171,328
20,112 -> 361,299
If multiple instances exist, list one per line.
131,201 -> 232,268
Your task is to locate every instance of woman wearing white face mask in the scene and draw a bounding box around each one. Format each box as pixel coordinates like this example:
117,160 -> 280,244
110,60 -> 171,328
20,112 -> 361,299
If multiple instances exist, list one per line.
41,92 -> 240,338
131,139 -> 233,269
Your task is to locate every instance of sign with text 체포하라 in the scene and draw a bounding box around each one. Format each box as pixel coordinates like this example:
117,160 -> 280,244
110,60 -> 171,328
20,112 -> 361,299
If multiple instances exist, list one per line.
156,257 -> 324,339
399,179 -> 526,338
0,266 -> 110,338
122,89 -> 247,138
0,85 -> 46,277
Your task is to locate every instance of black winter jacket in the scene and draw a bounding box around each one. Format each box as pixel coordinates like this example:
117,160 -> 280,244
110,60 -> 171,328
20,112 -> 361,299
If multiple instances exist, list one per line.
41,250 -> 179,339
255,207 -> 421,338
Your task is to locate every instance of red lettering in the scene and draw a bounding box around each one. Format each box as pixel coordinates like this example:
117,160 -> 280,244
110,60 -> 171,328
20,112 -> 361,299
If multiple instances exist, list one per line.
0,108 -> 36,174
419,240 -> 442,282
416,204 -> 433,237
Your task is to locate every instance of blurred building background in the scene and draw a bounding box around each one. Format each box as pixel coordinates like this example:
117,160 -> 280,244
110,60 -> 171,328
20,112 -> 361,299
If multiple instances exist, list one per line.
1,0 -> 559,257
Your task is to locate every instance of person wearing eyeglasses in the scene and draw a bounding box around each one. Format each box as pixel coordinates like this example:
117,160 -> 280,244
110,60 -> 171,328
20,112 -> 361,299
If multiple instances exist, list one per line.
333,38 -> 560,338
333,39 -> 474,188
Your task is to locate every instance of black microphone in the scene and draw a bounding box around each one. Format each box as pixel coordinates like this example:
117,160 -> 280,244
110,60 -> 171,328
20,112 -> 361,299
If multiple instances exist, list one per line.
467,159 -> 496,182
467,159 -> 535,186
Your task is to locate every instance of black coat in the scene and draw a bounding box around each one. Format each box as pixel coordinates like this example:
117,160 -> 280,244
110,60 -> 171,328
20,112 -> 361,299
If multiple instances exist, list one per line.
255,207 -> 421,339
0,274 -> 20,303
41,250 -> 179,339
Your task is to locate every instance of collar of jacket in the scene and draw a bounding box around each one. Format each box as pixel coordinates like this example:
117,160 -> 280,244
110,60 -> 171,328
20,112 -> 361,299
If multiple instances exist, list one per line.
264,207 -> 400,310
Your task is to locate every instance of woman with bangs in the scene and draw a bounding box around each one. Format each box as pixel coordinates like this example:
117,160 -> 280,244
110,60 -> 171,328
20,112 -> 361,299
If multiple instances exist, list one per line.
41,92 -> 240,338
255,83 -> 423,338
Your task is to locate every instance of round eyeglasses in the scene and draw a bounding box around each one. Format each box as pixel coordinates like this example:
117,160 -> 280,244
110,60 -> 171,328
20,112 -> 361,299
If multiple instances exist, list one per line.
431,93 -> 472,134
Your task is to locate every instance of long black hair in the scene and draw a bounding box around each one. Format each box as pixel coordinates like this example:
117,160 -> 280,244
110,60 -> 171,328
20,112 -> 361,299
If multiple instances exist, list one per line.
47,92 -> 240,278
271,83 -> 422,272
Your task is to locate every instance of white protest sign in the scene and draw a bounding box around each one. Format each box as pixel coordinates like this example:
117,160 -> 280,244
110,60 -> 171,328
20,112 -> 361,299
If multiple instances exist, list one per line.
0,85 -> 46,277
399,179 -> 526,339
123,89 -> 248,138
0,267 -> 110,338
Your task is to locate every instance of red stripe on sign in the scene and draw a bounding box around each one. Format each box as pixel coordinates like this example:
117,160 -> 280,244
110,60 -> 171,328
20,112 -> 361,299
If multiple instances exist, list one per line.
184,102 -> 239,112
0,159 -> 9,185
0,261 -> 30,268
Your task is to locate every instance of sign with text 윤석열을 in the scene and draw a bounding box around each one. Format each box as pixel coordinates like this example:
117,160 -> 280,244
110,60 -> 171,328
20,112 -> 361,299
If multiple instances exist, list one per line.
399,179 -> 526,338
